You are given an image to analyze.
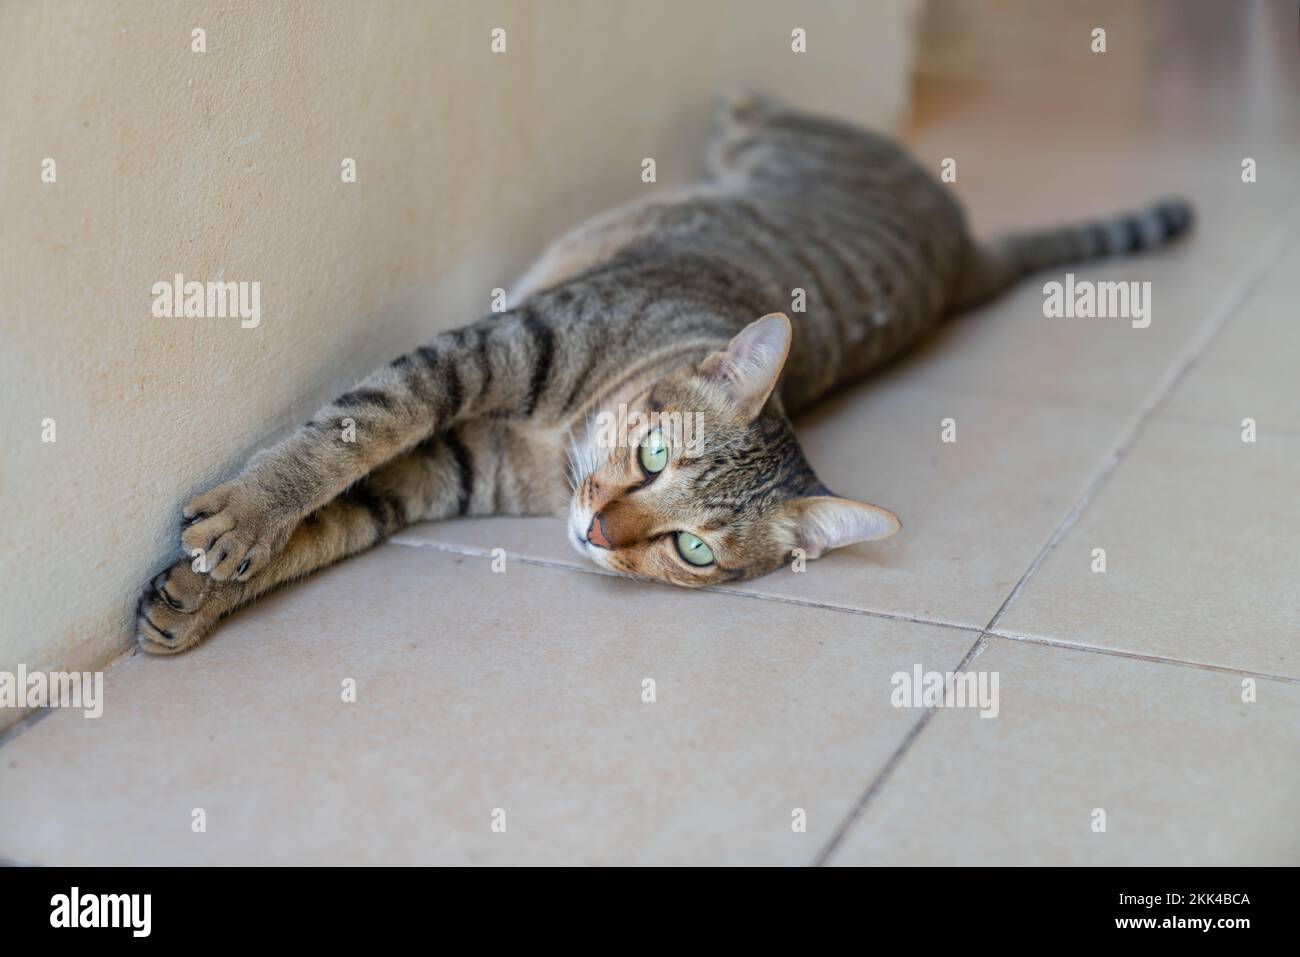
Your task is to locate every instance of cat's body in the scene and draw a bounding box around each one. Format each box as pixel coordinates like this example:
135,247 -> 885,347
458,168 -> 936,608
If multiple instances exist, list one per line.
136,95 -> 1191,653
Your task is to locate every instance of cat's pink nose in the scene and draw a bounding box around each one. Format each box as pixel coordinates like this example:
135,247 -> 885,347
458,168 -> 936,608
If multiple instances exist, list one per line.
587,514 -> 612,549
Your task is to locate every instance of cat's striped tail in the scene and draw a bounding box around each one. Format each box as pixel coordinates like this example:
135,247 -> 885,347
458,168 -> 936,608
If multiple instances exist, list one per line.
952,198 -> 1194,310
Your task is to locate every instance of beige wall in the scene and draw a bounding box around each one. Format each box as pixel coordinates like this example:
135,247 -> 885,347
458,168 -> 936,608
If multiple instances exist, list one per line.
0,0 -> 915,722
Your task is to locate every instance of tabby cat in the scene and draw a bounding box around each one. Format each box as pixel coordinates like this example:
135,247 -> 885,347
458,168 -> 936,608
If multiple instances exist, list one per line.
136,94 -> 1191,653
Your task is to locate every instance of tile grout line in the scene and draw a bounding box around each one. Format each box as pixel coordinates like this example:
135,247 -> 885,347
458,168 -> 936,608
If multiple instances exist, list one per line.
389,535 -> 1296,680
983,204 -> 1300,640
986,629 -> 1299,684
708,586 -> 977,633
810,630 -> 990,867
1154,411 -> 1300,443
810,201 -> 1300,867
388,535 -> 988,634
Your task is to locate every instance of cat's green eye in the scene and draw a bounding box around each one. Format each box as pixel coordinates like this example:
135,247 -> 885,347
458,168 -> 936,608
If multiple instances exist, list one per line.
675,531 -> 715,567
639,430 -> 669,474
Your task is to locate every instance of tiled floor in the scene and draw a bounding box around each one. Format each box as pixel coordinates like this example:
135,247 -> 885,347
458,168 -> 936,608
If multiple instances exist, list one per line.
3,2 -> 1298,865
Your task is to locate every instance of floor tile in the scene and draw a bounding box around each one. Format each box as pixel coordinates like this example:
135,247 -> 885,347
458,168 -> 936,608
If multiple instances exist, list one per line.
900,106 -> 1300,414
911,113 -> 1299,272
400,381 -> 1130,630
1158,234 -> 1300,435
829,637 -> 1300,865
997,418 -> 1300,678
894,228 -> 1285,415
0,542 -> 972,866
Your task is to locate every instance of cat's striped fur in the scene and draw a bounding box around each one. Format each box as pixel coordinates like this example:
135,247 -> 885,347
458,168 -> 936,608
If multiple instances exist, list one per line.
136,94 -> 1192,653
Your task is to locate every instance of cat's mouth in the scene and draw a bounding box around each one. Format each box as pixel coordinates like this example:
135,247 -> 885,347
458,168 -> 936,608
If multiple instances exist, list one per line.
568,521 -> 587,552
568,516 -> 597,556
568,512 -> 616,570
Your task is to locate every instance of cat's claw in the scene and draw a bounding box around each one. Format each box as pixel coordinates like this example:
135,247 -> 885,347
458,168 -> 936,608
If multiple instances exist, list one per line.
135,560 -> 216,654
180,479 -> 290,582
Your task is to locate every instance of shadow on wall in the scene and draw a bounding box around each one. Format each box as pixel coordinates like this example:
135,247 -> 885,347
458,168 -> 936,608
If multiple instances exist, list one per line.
0,0 -> 919,724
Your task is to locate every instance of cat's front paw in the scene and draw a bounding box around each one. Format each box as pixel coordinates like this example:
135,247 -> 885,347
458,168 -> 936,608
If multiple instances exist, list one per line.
135,560 -> 219,654
180,478 -> 293,582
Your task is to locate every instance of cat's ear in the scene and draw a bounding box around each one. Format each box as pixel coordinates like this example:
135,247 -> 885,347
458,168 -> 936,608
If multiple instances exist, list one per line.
787,496 -> 900,559
700,313 -> 792,420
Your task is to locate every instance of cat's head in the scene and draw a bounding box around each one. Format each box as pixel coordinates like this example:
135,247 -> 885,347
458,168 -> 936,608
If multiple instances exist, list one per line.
567,313 -> 899,585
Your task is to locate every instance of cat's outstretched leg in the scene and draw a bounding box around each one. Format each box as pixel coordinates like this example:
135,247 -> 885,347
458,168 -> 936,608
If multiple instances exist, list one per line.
138,425 -> 525,654
178,309 -> 560,584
